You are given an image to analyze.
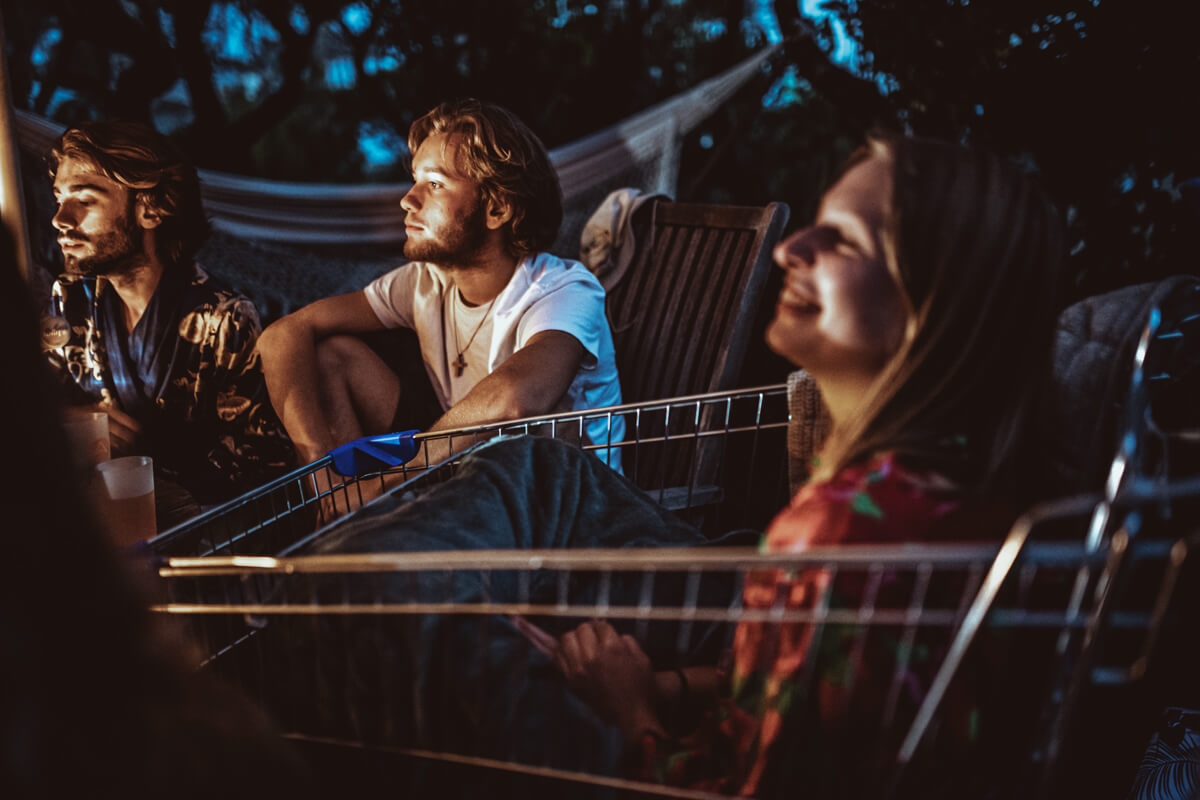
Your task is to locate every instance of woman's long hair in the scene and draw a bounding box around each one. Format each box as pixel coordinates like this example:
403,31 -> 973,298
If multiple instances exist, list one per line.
814,135 -> 1066,501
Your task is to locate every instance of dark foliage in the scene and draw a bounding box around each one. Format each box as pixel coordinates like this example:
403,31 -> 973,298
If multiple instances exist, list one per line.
4,0 -> 1198,302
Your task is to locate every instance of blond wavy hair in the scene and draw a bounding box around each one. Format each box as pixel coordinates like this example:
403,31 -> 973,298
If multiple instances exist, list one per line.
408,99 -> 562,256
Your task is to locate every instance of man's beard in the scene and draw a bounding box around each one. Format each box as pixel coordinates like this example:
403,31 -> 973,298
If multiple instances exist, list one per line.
403,200 -> 488,267
61,214 -> 143,277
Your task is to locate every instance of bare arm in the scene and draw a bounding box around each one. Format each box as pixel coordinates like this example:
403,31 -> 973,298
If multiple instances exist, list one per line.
257,291 -> 386,463
432,329 -> 584,430
409,329 -> 585,468
652,665 -> 723,708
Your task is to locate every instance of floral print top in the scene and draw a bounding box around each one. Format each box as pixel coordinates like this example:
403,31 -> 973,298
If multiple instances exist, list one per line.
638,451 -> 975,796
48,264 -> 293,504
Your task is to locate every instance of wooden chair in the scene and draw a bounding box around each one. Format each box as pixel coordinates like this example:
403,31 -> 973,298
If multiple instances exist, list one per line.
606,200 -> 790,404
601,199 -> 790,509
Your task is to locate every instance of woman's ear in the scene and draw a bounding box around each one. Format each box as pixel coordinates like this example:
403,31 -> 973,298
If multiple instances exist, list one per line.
135,199 -> 164,230
485,196 -> 514,231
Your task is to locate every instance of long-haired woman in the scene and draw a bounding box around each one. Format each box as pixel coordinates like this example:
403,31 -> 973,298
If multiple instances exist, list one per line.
554,133 -> 1066,796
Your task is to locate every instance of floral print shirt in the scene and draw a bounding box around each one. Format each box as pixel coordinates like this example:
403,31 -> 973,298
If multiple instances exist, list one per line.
48,264 -> 293,504
638,451 -> 972,796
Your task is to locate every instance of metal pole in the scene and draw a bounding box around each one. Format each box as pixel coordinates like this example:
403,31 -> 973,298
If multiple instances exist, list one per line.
0,8 -> 33,283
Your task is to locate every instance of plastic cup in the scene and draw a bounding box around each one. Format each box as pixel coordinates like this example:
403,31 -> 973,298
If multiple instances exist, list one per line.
94,456 -> 156,546
62,409 -> 110,470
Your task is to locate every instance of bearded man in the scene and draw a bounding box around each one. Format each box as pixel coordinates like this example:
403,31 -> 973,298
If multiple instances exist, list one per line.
47,121 -> 293,511
257,99 -> 623,470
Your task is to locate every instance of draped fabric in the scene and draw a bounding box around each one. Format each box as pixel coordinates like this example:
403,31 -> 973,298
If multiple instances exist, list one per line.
13,45 -> 777,248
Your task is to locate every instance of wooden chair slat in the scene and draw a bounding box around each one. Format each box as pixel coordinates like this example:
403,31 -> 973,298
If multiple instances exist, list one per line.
599,199 -> 790,492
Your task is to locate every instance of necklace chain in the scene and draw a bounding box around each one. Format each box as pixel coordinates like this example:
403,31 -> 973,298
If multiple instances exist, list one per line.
452,291 -> 497,377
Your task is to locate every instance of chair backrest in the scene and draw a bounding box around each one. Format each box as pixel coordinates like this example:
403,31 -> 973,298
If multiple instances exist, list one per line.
1120,278 -> 1200,488
605,200 -> 790,404
1002,277 -> 1200,796
1033,275 -> 1200,501
597,200 -> 789,508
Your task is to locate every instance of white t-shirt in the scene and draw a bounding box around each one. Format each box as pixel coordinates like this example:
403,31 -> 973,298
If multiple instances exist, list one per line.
363,252 -> 624,464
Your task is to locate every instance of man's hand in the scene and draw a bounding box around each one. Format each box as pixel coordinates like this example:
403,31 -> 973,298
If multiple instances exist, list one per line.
555,620 -> 666,741
100,404 -> 141,455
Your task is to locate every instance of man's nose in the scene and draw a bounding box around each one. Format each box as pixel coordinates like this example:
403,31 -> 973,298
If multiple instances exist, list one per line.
52,202 -> 78,232
773,228 -> 815,270
400,186 -> 421,213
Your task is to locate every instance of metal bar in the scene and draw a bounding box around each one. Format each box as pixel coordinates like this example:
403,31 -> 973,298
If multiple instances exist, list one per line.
1129,535 -> 1190,679
0,9 -> 33,283
155,602 -> 973,625
1034,527 -> 1133,797
408,383 -> 789,442
161,543 -> 1011,576
896,511 -> 1038,763
285,735 -> 735,800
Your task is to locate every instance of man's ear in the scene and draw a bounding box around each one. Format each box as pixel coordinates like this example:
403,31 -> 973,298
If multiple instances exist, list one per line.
485,195 -> 514,231
135,198 -> 164,230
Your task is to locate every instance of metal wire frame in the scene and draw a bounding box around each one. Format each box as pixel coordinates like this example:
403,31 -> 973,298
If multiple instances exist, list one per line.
147,384 -> 790,559
152,488 -> 1193,798
1025,290 -> 1200,798
146,291 -> 1200,795
899,482 -> 1197,770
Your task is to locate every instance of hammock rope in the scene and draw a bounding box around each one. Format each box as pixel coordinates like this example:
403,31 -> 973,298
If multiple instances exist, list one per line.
14,45 -> 777,246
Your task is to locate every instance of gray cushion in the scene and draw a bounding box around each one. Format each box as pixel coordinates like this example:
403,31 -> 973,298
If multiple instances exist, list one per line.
1033,275 -> 1200,498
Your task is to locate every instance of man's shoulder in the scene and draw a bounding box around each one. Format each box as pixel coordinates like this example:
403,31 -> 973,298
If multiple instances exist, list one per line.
520,252 -> 602,293
184,264 -> 262,326
523,251 -> 590,276
501,254 -> 609,342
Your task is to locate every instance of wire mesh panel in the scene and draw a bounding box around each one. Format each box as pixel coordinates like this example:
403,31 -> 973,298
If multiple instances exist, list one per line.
153,483 -> 1194,799
148,384 -> 791,560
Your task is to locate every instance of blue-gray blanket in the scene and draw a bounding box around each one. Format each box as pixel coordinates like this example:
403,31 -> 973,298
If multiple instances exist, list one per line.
265,436 -> 755,788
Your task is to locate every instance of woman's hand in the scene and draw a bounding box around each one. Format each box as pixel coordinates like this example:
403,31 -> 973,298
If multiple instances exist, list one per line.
555,620 -> 666,742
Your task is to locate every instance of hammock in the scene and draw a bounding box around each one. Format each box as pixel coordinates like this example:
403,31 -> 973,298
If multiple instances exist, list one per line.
13,45 -> 777,248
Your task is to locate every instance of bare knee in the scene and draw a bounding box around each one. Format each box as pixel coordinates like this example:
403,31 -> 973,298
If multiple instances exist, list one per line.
316,335 -> 373,379
316,335 -> 402,432
256,318 -> 291,368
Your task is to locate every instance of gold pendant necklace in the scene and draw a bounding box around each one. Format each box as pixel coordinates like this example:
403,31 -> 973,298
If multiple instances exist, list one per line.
452,292 -> 497,378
